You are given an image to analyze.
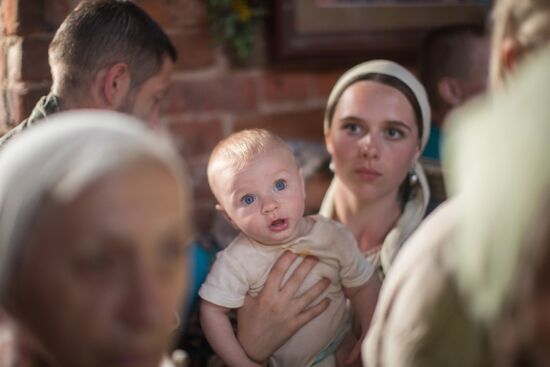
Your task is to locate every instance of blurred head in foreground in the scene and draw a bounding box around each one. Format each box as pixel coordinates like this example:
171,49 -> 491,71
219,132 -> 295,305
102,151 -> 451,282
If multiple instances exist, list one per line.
0,110 -> 193,367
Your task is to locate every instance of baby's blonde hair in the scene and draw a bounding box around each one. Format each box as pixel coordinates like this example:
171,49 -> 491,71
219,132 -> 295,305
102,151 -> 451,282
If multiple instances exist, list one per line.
207,129 -> 293,200
490,0 -> 550,87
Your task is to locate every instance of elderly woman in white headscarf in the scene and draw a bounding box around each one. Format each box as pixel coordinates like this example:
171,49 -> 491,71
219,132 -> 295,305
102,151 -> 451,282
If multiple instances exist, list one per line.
0,110 -> 193,367
230,60 -> 431,366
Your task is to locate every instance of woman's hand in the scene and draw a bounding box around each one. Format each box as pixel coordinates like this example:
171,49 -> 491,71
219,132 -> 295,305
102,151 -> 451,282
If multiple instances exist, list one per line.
236,251 -> 331,363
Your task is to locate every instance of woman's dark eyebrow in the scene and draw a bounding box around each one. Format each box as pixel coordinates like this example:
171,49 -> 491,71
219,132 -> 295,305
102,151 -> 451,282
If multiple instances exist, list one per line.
339,116 -> 413,133
338,115 -> 365,123
387,120 -> 412,132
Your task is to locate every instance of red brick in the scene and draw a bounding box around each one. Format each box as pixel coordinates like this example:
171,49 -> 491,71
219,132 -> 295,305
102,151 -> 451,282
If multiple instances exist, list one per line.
0,91 -> 12,133
19,0 -> 51,35
166,117 -> 224,158
0,0 -> 77,36
194,184 -> 215,209
1,0 -> 18,35
185,155 -> 207,186
194,181 -> 215,204
261,71 -> 313,105
20,86 -> 50,121
0,88 -> 19,128
169,30 -> 215,71
20,36 -> 52,82
0,40 -> 6,82
311,69 -> 347,98
171,0 -> 208,29
0,85 -> 50,131
135,0 -> 174,29
193,179 -> 215,207
165,74 -> 259,114
233,108 -> 326,141
2,0 -> 76,37
185,156 -> 216,233
135,0 -> 207,31
42,0 -> 79,32
5,37 -> 21,82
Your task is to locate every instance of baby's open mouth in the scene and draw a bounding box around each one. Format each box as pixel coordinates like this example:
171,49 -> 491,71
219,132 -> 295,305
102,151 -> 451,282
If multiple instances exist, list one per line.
270,218 -> 288,231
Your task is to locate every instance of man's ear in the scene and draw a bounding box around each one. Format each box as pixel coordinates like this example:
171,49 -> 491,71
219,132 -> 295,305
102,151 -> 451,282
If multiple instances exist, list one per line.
100,63 -> 131,109
437,77 -> 463,107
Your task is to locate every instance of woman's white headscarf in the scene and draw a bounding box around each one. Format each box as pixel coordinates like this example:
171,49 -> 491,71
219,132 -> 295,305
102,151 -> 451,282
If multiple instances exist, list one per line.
321,60 -> 431,272
0,110 -> 192,300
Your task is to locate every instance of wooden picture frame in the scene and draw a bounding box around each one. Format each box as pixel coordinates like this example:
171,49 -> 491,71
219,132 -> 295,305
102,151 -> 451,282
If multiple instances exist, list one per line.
270,0 -> 490,65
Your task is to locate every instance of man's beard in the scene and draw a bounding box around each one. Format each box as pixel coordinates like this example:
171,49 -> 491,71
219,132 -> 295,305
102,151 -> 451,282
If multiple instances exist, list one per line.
117,88 -> 138,117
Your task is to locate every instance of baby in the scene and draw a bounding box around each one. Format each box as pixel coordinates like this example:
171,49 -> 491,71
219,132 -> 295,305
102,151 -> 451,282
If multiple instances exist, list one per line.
199,129 -> 374,367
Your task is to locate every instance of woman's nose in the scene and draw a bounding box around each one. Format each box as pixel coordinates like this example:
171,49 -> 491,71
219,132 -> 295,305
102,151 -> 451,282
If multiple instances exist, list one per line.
120,266 -> 164,332
360,134 -> 380,159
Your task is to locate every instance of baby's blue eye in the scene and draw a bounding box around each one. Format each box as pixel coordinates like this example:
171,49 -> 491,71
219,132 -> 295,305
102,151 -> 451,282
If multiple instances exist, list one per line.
241,194 -> 255,205
274,179 -> 287,191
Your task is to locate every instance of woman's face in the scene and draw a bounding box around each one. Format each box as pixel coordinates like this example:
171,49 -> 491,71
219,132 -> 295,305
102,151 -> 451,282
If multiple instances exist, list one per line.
7,160 -> 190,367
325,80 -> 420,202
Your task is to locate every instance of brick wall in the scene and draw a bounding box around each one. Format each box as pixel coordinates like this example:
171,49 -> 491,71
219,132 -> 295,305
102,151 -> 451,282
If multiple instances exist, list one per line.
0,0 -> 349,233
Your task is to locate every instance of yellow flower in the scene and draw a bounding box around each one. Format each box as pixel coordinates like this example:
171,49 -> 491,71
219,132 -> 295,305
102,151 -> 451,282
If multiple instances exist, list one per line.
232,0 -> 252,22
